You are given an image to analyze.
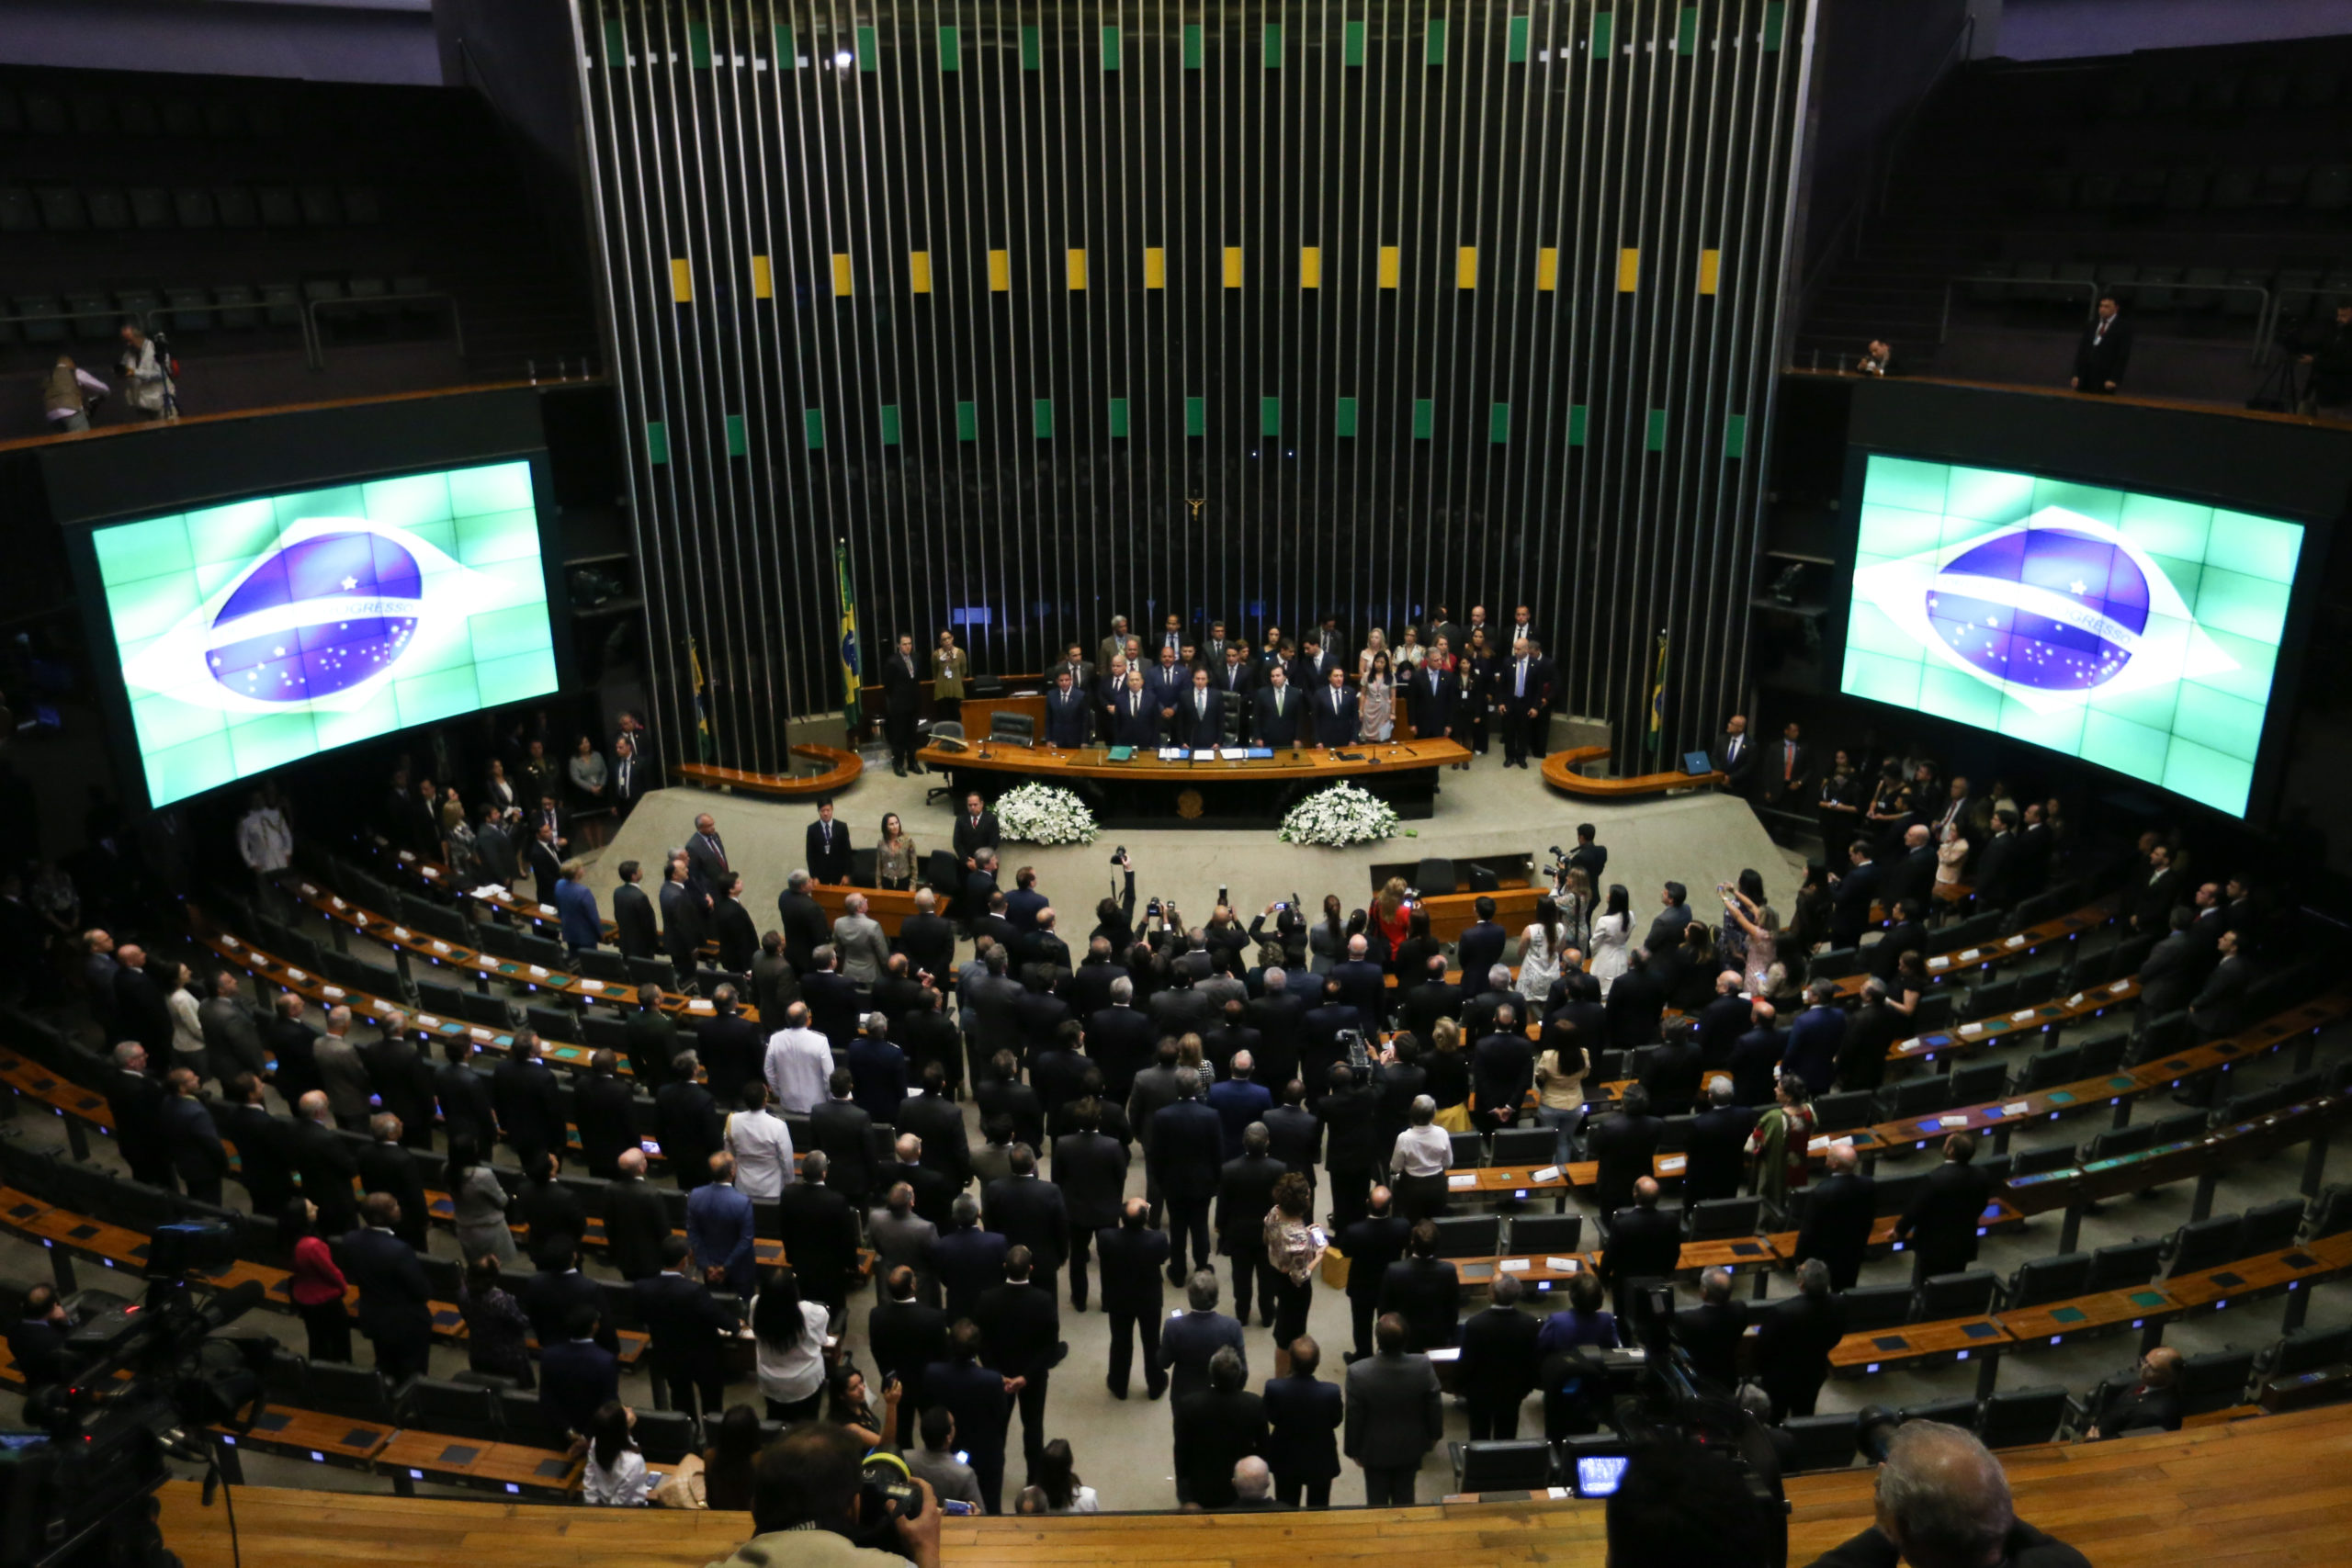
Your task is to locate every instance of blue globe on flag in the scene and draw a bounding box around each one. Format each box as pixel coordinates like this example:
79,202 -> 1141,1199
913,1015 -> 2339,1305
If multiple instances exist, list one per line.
206,530 -> 424,702
1923,525 -> 2150,693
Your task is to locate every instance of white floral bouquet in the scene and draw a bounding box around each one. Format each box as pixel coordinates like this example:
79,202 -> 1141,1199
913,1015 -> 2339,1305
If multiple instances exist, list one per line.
995,783 -> 1100,846
1278,782 -> 1400,847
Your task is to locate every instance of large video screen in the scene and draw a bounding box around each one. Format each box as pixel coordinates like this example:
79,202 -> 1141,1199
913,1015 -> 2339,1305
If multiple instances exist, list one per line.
1841,455 -> 2304,818
94,459 -> 559,807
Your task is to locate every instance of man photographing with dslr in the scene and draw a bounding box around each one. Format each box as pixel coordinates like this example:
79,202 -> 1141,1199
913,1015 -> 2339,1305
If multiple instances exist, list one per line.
706,1421 -> 942,1568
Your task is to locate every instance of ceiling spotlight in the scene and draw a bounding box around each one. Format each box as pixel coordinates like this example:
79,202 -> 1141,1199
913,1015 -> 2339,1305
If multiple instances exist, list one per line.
834,50 -> 854,68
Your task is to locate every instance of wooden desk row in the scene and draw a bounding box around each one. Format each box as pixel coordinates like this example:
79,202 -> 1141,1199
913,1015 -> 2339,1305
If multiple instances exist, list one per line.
1825,898 -> 2119,1005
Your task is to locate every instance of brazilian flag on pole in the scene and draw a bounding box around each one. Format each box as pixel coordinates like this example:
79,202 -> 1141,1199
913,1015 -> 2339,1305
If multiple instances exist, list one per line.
688,635 -> 717,761
835,539 -> 862,729
1647,630 -> 1669,753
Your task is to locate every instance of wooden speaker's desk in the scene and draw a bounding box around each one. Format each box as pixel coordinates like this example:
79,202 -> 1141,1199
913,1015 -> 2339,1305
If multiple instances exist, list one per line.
915,736 -> 1472,828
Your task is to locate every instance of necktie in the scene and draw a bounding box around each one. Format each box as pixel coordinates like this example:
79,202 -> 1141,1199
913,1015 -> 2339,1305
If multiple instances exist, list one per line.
1785,744 -> 1796,784
1730,737 -> 1741,762
1275,690 -> 1284,715
822,824 -> 831,848
1516,660 -> 1527,696
1196,693 -> 1204,716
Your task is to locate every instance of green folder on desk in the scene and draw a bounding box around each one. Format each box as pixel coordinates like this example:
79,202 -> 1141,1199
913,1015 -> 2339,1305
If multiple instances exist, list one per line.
1107,746 -> 1135,761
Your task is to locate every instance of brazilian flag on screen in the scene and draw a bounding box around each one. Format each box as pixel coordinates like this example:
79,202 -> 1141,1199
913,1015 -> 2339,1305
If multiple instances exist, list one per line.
689,636 -> 716,761
836,539 -> 862,728
1648,631 -> 1668,751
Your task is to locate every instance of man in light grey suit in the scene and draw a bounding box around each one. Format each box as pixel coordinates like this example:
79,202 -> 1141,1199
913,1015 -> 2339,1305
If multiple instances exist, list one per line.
1344,1312 -> 1443,1506
832,892 -> 892,987
869,1180 -> 940,1305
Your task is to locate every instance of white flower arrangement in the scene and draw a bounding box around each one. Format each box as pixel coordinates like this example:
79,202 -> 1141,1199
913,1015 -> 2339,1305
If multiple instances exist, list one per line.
1277,782 -> 1400,848
994,783 -> 1100,846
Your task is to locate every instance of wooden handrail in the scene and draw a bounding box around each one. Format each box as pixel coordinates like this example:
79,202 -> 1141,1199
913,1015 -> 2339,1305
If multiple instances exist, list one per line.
1540,744 -> 1725,797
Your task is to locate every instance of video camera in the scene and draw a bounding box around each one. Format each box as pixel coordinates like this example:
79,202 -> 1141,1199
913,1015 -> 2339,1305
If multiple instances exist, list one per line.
1,1222 -> 277,1568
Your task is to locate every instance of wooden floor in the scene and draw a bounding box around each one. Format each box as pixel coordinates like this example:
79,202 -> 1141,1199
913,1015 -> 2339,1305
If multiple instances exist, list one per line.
150,1404 -> 2352,1567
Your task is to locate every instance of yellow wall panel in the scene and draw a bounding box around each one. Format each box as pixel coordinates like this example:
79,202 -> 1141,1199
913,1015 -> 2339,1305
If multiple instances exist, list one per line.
669,258 -> 693,302
1618,247 -> 1641,291
1377,245 -> 1400,288
1068,248 -> 1088,289
750,255 -> 774,299
1299,245 -> 1322,288
1698,248 -> 1722,295
988,248 -> 1011,292
831,253 -> 854,297
1223,246 -> 1244,288
1456,246 -> 1478,288
1143,246 -> 1167,288
908,251 -> 933,294
1535,247 -> 1559,291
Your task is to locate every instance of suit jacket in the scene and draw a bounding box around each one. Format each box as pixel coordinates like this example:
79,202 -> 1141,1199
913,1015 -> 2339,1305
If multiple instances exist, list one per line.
714,897 -> 759,975
360,1035 -> 436,1146
1683,1104 -> 1757,1204
1052,1132 -> 1129,1231
605,1176 -> 673,1280
433,1061 -> 496,1148
539,1337 -> 620,1436
1836,1001 -> 1903,1093
198,996 -> 267,1080
684,1180 -> 757,1294
952,811 -> 1001,867
867,1294 -> 952,1404
2095,1380 -> 2183,1436
655,1079 -> 723,1188
802,971 -> 864,1053
1829,862 -> 1881,947
806,818 -> 854,886
920,1357 -> 1010,1461
1160,1308 -> 1247,1403
1781,1005 -> 1847,1096
2074,312 -> 2133,389
355,1139 -> 428,1248
634,1269 -> 735,1381
1378,1257 -> 1462,1350
1586,1111 -> 1665,1218
1173,1387 -> 1267,1507
1150,1099 -> 1226,1201
659,879 -> 705,969
1671,1298 -> 1751,1393
776,891 -> 831,974
1970,833 -> 2021,911
1214,1153 -> 1287,1253
898,912 -> 958,986
1600,1205 -> 1683,1287
267,1019 -> 322,1106
1891,849 -> 1939,916
1253,683 -> 1306,747
613,882 -> 660,959
1411,664 -> 1456,739
526,840 -> 564,898
1756,1292 -> 1846,1403
160,1094 -> 229,1188
897,1092 -> 971,1189
572,1072 -> 641,1179
221,1100 -> 295,1213
1794,1171 -> 1878,1289
1473,1032 -> 1537,1118
1175,685 -> 1227,750
1343,1350 -> 1442,1467
621,1008 -> 677,1088
1458,1303 -> 1543,1404
1045,686 -> 1094,746
492,1056 -> 564,1156
1310,684 -> 1359,746
2138,930 -> 2202,1018
1604,965 -> 1668,1049
341,1224 -> 432,1348
1695,993 -> 1751,1065
973,1279 -> 1060,1381
1896,1159 -> 1994,1273
776,1176 -> 864,1292
933,1224 -> 1011,1322
1261,1371 -> 1343,1481
1093,1219 -> 1170,1313
982,1173 -> 1070,1270
1727,1026 -> 1784,1108
287,1117 -> 360,1233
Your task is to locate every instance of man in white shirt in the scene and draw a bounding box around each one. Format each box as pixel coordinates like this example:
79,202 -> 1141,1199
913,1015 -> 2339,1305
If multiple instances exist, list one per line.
764,1001 -> 835,1115
236,791 -> 293,886
726,1080 -> 797,1198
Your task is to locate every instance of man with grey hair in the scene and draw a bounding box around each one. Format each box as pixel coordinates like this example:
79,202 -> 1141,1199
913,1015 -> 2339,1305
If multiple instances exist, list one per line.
1837,975 -> 1901,1094
313,1004 -> 373,1131
1085,973 -> 1155,1104
1330,935 -> 1386,1029
1174,1342 -> 1266,1507
1151,1066 -> 1225,1283
1159,1268 -> 1246,1404
1807,1420 -> 2089,1568
763,999 -> 832,1115
1226,1455 -> 1286,1510
1670,1265 -> 1748,1394
1758,1257 -> 1846,1423
105,1039 -> 173,1188
832,891 -> 890,985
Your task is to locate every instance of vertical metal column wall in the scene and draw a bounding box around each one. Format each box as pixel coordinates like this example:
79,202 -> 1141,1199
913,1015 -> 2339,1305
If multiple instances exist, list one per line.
574,0 -> 1812,775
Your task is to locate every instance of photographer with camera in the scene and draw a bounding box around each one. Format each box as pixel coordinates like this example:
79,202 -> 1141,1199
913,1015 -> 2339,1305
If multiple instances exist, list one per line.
707,1421 -> 942,1568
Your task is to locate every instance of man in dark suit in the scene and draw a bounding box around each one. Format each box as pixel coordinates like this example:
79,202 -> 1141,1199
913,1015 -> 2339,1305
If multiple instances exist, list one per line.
922,1319 -> 1011,1513
1172,1345 -> 1267,1507
1758,1258 -> 1846,1421
1455,898 -> 1507,990
525,820 -> 564,901
1695,972 -> 1751,1065
7,1285 -> 75,1393
1377,1221 -> 1461,1352
899,886 -> 958,985
805,798 -> 853,886
160,1068 -> 229,1206
1796,1143 -> 1877,1289
1160,1268 -> 1248,1404
880,632 -> 924,775
1895,1132 -> 1996,1283
612,987 -> 673,1090
1566,824 -> 1608,886
2139,905 -> 2203,1019
1174,666 -> 1226,750
1836,979 -> 1903,1094
1399,955 -> 1465,1046
1208,1053 -> 1274,1159
107,1046 -> 170,1188
1214,645 -> 1257,739
1727,1002 -> 1783,1108
539,1303 -> 620,1438
1150,1069 -> 1225,1283
973,1245 -> 1062,1474
1829,840 -> 1881,952
933,1194 -> 1011,1324
1098,1198 -> 1171,1399
1713,714 -> 1758,797
1496,637 -> 1554,769
220,1073 -> 294,1216
1310,666 -> 1358,748
1888,827 -> 1939,918
356,1112 -> 428,1250
1337,1185 -> 1410,1361
633,1235 -> 735,1422
1683,1079 -> 1757,1204
605,1147 -> 672,1280
981,1144 -> 1069,1305
1107,670 -> 1160,749
492,1030 -> 565,1169
287,1091 -> 360,1235
659,859 -> 705,983
868,1264 -> 952,1445
612,860 -> 659,959
777,1149 -> 865,1315
1214,1123 -> 1288,1327
887,1132 -> 961,1233
1145,646 -> 1190,740
1409,656 -> 1454,744
1316,1064 -> 1379,1229
1261,1335 -> 1344,1507
1604,953 -> 1668,1050
1053,1102 -> 1128,1311
1670,1267 -> 1750,1394
1087,979 -> 1159,1106
430,1035 -> 498,1150
952,792 -> 1001,882
1600,1177 -> 1684,1326
710,873 -> 759,975
1457,1273 -> 1543,1438
1471,1008 -> 1536,1133
898,1064 -> 972,1189
266,993 -> 322,1108
655,1052 -> 724,1192
1639,1020 -> 1704,1118
358,1017 -> 435,1151
1871,897 -> 1928,986
2086,1347 -> 2186,1438
1781,983 -> 1848,1097
1766,721 -> 1812,809
775,870 -> 831,975
2071,294 -> 2132,393
1043,668 -> 1093,747
1586,1084 -> 1665,1221
1344,1313 -> 1443,1506
1264,1079 -> 1322,1182
342,1192 -> 433,1382
1253,666 -> 1306,748
565,1048 -> 637,1179
113,945 -> 173,1060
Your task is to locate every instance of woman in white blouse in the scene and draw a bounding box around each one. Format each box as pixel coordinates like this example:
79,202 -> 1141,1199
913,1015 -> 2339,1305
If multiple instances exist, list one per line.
1388,1094 -> 1453,1220
1516,897 -> 1565,1005
166,962 -> 206,1075
752,1268 -> 833,1421
582,1401 -> 650,1506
